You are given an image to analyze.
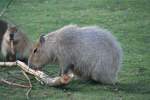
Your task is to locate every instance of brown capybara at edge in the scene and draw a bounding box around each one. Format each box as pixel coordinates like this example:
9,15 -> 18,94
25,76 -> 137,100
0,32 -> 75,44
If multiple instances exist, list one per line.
1,26 -> 32,62
0,20 -> 8,50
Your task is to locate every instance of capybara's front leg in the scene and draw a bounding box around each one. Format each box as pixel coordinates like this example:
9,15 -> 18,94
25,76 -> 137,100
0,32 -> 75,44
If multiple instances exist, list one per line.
63,64 -> 74,74
59,64 -> 74,76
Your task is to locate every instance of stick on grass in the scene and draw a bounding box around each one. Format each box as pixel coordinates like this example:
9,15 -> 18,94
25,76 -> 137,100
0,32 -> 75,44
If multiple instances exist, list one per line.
0,60 -> 74,86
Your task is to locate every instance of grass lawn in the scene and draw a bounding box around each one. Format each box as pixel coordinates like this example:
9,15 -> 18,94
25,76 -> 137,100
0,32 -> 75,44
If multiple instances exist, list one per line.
0,0 -> 150,100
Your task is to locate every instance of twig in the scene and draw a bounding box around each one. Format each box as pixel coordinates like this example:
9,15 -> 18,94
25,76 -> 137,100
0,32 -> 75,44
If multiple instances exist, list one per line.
21,70 -> 32,99
0,78 -> 31,88
0,62 -> 17,67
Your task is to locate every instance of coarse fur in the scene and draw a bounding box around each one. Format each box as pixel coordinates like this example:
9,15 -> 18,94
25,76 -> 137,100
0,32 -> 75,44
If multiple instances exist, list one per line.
28,25 -> 123,84
1,25 -> 31,62
0,20 -> 8,50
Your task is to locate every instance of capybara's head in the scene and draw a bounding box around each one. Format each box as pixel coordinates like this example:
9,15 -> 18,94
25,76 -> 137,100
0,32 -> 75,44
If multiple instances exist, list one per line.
28,35 -> 49,69
7,26 -> 20,45
8,26 -> 17,40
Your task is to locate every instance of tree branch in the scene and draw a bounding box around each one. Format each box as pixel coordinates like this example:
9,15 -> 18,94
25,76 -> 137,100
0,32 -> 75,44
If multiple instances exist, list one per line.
0,60 -> 74,86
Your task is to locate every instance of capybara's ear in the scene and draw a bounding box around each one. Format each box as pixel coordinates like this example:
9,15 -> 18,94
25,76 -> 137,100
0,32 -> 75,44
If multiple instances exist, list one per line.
39,34 -> 45,45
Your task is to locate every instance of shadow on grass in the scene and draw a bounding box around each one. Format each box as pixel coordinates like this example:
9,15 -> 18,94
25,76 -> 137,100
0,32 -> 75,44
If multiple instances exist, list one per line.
54,79 -> 150,95
116,81 -> 150,94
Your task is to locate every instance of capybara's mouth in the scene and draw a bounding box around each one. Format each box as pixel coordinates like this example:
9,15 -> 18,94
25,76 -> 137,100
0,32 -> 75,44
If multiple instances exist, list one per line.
32,66 -> 43,71
28,63 -> 43,71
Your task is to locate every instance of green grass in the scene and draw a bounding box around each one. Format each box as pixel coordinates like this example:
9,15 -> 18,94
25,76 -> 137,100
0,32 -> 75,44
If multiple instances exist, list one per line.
0,0 -> 150,100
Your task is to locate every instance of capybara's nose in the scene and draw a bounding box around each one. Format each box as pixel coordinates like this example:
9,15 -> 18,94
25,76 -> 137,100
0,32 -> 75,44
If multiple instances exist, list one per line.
28,62 -> 37,68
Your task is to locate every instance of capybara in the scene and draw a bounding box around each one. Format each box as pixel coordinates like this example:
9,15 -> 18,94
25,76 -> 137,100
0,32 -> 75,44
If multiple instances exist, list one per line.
28,25 -> 122,84
1,26 -> 31,62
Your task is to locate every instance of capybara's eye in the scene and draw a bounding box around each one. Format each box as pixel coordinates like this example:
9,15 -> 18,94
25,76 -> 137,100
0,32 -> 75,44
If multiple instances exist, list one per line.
33,48 -> 38,53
